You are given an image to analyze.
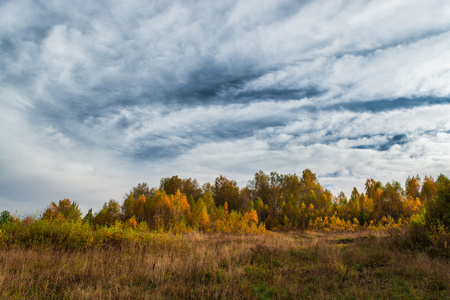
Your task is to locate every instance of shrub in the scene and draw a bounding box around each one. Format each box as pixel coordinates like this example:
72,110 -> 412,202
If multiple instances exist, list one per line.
0,218 -> 94,250
0,211 -> 13,225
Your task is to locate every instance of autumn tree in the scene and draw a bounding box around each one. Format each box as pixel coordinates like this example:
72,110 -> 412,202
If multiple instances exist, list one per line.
405,175 -> 421,200
306,190 -> 318,208
93,199 -> 121,227
239,186 -> 252,211
122,194 -> 135,221
337,191 -> 348,220
425,174 -> 450,230
267,171 -> 284,213
420,176 -> 437,203
134,195 -> 146,223
191,198 -> 210,230
148,190 -> 167,229
282,173 -> 302,206
42,198 -> 82,222
382,181 -> 404,219
300,169 -> 323,201
160,176 -> 202,200
372,187 -> 384,220
212,175 -> 241,211
163,190 -> 191,230
402,196 -> 422,220
126,182 -> 156,201
347,187 -> 361,220
318,190 -> 333,212
249,170 -> 270,205
281,194 -> 295,224
160,176 -> 183,195
365,178 -> 382,200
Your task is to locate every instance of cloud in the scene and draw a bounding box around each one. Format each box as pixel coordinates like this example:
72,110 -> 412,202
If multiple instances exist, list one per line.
1,0 -> 450,214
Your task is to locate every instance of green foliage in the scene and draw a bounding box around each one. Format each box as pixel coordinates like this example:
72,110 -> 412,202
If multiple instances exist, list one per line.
82,208 -> 93,225
425,174 -> 450,230
1,218 -> 93,250
93,199 -> 121,227
0,210 -> 13,225
406,175 -> 450,258
213,175 -> 241,211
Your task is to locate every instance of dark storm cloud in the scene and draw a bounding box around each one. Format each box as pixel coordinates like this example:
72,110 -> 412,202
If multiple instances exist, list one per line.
321,97 -> 450,113
352,134 -> 409,151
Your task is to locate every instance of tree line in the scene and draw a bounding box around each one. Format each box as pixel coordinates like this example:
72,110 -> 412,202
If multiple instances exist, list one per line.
2,168 -> 447,233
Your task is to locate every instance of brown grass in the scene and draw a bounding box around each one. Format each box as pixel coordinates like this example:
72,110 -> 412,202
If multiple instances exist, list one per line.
0,230 -> 448,299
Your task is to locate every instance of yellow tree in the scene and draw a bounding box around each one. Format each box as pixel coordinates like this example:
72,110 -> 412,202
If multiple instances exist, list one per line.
191,198 -> 208,229
420,175 -> 437,204
42,198 -> 82,223
244,209 -> 259,231
169,189 -> 190,228
405,175 -> 421,200
122,194 -> 135,221
198,205 -> 210,230
348,187 -> 360,220
402,196 -> 422,220
373,187 -> 384,220
134,195 -> 146,223
147,190 -> 166,229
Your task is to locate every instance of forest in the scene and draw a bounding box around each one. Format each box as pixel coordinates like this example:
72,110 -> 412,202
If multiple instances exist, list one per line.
2,169 -> 447,234
0,169 -> 449,299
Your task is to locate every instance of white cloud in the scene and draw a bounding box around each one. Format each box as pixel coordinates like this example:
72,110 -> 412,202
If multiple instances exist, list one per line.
1,0 -> 450,214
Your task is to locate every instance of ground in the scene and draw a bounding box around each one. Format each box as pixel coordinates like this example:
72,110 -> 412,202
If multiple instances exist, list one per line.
0,230 -> 448,299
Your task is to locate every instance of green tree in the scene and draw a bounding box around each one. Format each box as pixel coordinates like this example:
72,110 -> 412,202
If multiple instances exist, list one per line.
382,181 -> 404,219
212,175 -> 241,211
425,174 -> 450,230
268,171 -> 284,213
282,173 -> 302,207
93,199 -> 121,227
127,182 -> 156,200
249,170 -> 270,205
160,176 -> 202,200
0,210 -> 13,225
300,169 -> 323,201
82,208 -> 94,225
121,194 -> 135,220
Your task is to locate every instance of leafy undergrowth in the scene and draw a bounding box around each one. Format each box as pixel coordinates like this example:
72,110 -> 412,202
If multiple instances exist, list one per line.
0,230 -> 448,299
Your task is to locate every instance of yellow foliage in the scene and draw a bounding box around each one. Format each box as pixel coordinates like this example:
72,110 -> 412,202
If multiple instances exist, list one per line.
198,206 -> 210,230
135,195 -> 146,205
244,210 -> 258,225
126,216 -> 137,230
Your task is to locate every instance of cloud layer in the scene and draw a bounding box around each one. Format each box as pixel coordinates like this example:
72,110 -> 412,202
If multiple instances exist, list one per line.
1,0 -> 450,215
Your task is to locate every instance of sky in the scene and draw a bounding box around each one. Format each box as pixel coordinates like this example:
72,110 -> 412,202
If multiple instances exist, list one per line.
1,0 -> 450,216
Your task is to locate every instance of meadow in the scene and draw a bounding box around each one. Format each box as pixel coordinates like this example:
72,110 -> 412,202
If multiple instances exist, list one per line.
1,171 -> 449,298
0,229 -> 448,299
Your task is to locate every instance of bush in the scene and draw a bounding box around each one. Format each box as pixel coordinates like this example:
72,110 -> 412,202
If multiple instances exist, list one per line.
0,218 -> 94,250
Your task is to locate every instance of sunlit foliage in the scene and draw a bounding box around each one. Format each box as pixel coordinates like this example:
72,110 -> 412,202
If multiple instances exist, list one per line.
1,170 -> 449,254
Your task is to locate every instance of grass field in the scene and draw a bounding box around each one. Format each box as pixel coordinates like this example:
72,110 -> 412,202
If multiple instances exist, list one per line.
0,230 -> 448,299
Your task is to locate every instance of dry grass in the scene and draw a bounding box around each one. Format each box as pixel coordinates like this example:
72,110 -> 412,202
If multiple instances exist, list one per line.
0,230 -> 448,299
